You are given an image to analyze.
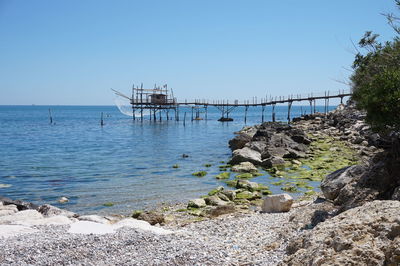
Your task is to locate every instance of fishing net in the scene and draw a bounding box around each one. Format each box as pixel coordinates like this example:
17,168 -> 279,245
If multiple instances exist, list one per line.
114,95 -> 156,117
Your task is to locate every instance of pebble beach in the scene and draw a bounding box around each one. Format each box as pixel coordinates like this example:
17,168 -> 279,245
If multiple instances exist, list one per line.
0,210 -> 294,265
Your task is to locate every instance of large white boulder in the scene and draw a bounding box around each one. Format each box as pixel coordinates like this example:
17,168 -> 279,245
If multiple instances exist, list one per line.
262,194 -> 293,213
0,210 -> 43,224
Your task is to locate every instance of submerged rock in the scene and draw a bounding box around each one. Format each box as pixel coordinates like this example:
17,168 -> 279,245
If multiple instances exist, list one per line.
58,197 -> 69,203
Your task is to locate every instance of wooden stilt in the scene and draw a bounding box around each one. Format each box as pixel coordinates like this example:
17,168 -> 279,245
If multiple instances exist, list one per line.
245,105 -> 248,123
48,109 -> 53,125
261,105 -> 265,123
287,101 -> 292,123
101,112 -> 104,126
313,100 -> 316,113
272,104 -> 276,122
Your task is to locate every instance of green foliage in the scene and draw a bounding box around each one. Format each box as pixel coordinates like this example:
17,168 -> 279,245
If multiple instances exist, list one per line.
351,2 -> 400,133
103,202 -> 114,207
172,164 -> 179,168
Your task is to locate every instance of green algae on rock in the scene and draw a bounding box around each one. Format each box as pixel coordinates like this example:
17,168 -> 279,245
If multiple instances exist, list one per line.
192,171 -> 207,177
236,173 -> 253,179
216,172 -> 231,179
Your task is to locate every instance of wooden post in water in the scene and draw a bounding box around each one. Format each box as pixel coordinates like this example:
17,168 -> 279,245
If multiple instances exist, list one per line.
183,112 -> 186,126
149,108 -> 152,121
159,108 -> 162,121
101,112 -> 104,127
261,105 -> 265,123
272,104 -> 276,122
153,108 -> 156,121
287,101 -> 293,123
48,109 -> 53,125
326,91 -> 330,114
244,105 -> 249,124
191,107 -> 194,121
313,100 -> 316,113
205,106 -> 208,120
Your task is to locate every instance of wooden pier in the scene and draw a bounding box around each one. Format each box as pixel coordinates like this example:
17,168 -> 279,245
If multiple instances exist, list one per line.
112,84 -> 352,123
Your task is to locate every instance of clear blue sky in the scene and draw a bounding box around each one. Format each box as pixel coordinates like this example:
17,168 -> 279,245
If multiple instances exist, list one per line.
0,0 -> 398,105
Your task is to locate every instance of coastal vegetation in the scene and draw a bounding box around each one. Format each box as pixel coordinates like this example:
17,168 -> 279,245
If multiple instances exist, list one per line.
351,1 -> 400,134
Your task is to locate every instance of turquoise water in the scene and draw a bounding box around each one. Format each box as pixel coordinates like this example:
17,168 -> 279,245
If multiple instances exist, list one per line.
0,105 -> 335,214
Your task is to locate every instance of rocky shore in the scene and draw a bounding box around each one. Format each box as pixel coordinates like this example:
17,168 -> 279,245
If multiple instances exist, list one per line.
1,102 -> 399,265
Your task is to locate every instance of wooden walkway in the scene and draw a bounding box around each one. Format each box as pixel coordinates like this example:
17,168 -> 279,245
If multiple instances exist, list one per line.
113,87 -> 352,123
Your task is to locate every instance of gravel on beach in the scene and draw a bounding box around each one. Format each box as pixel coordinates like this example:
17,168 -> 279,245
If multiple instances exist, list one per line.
0,211 -> 294,265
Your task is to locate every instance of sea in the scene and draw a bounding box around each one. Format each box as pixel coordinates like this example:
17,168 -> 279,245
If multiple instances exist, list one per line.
0,105 -> 337,215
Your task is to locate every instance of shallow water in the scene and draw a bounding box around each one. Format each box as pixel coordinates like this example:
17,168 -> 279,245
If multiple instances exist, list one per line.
0,105 -> 335,214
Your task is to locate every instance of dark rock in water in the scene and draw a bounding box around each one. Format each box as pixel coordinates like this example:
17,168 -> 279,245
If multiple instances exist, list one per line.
135,211 -> 165,225
218,117 -> 233,122
182,154 -> 189,158
0,196 -> 39,211
261,156 -> 285,168
262,147 -> 289,159
229,121 -> 311,166
229,134 -> 252,151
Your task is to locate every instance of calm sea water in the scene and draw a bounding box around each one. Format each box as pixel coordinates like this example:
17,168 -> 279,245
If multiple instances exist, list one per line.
0,104 -> 336,214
